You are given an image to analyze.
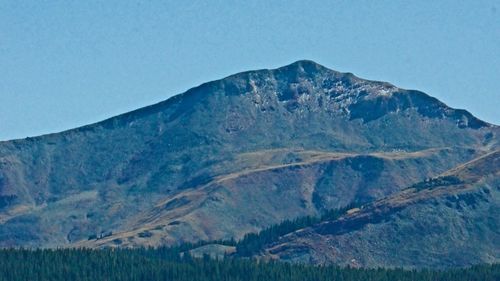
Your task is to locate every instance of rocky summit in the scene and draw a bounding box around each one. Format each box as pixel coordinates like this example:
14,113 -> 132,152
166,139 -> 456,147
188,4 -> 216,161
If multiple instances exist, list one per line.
0,61 -> 498,267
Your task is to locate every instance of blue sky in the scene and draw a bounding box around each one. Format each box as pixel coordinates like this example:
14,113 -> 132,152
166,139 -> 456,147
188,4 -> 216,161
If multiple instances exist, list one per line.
1,1 -> 499,140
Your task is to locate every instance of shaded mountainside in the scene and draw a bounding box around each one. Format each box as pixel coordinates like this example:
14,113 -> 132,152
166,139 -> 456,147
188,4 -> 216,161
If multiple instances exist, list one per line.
263,150 -> 500,268
0,60 -> 498,248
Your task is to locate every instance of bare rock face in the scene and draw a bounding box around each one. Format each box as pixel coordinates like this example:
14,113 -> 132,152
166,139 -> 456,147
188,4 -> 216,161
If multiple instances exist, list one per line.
0,60 -> 498,250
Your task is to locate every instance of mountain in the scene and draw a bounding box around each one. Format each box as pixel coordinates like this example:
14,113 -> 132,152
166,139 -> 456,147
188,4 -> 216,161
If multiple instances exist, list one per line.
0,60 -> 498,249
262,150 -> 500,268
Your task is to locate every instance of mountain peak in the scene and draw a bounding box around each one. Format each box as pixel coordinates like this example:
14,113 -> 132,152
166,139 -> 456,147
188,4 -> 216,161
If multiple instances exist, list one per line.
87,60 -> 491,136
0,60 -> 497,252
283,59 -> 329,71
273,59 -> 345,78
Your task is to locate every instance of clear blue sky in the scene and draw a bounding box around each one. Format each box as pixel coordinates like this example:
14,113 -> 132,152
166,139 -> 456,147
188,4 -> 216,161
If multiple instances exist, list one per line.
1,1 -> 499,141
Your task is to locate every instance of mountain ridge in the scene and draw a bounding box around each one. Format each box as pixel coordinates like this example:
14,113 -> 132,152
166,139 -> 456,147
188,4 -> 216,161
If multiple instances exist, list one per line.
0,61 -> 498,256
2,60 -> 494,143
262,150 -> 500,268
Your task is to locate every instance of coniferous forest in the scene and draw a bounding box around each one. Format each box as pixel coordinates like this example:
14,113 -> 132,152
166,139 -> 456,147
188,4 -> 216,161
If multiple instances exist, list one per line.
0,247 -> 498,281
235,204 -> 356,256
1,205 -> 499,280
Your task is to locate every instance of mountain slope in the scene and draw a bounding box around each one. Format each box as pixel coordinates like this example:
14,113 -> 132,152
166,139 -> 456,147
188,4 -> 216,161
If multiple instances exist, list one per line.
263,150 -> 500,268
0,60 -> 498,248
78,148 -> 481,248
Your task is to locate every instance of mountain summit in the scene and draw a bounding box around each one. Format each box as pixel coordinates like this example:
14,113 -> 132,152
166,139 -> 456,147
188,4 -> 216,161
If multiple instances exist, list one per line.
0,61 -> 498,260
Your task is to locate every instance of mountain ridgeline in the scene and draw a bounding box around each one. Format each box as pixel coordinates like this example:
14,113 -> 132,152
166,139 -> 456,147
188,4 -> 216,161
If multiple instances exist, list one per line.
0,60 -> 498,268
260,150 -> 500,268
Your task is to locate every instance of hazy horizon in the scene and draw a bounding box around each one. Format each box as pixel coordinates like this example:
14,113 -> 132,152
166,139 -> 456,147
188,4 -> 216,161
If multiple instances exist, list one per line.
1,1 -> 499,141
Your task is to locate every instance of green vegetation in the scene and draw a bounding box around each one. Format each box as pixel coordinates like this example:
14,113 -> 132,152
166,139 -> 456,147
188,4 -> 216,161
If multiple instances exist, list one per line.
236,204 -> 357,256
411,175 -> 463,190
164,205 -> 358,257
3,202 -> 495,281
0,247 -> 498,281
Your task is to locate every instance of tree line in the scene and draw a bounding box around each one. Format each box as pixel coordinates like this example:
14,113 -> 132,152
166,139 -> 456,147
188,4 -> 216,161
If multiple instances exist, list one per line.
235,203 -> 358,256
0,247 -> 498,281
1,204 -> 497,280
